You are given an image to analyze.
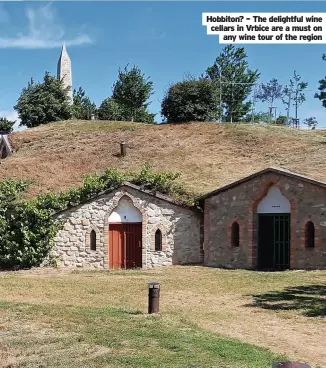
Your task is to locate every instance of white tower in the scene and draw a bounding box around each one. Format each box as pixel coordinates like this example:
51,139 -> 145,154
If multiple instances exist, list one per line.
57,42 -> 73,104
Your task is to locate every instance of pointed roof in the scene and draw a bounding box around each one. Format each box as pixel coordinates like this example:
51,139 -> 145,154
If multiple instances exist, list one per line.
197,167 -> 326,201
58,42 -> 70,61
53,182 -> 197,217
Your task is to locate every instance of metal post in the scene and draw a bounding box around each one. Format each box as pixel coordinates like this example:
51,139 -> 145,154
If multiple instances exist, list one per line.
286,91 -> 291,126
219,70 -> 222,123
272,363 -> 311,368
120,142 -> 126,157
148,282 -> 160,314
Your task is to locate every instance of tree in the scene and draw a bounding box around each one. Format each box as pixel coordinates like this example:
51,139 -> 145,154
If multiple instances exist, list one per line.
241,111 -> 270,123
161,77 -> 219,123
303,117 -> 318,130
0,118 -> 15,133
206,45 -> 260,122
133,107 -> 155,124
112,65 -> 154,122
98,97 -> 155,123
275,115 -> 288,126
315,54 -> 326,108
256,78 -> 283,122
282,71 -> 308,128
14,72 -> 72,128
98,98 -> 124,121
72,87 -> 97,120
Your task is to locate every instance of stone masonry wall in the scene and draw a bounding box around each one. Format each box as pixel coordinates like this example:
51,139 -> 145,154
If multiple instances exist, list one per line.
204,172 -> 326,270
51,186 -> 201,269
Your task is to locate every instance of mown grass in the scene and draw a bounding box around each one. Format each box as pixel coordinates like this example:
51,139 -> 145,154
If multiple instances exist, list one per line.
0,266 -> 325,367
0,301 -> 285,367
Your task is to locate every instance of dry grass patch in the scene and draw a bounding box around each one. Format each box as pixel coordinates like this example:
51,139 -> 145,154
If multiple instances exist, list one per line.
2,121 -> 326,199
0,266 -> 325,367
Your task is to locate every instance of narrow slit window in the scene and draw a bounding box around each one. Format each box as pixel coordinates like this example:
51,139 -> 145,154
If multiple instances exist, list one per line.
90,230 -> 96,251
155,229 -> 162,251
231,222 -> 240,247
305,221 -> 315,248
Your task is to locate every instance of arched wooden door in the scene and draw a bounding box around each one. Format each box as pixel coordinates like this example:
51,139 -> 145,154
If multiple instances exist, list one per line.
109,223 -> 142,269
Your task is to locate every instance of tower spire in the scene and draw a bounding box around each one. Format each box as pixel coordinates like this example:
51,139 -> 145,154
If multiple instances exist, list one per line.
57,42 -> 73,104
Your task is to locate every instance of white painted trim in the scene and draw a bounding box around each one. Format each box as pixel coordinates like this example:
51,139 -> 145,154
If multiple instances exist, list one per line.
257,185 -> 291,214
108,196 -> 142,223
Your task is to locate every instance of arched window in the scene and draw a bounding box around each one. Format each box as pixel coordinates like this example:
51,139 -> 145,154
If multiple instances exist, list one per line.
305,221 -> 315,248
90,230 -> 96,251
155,229 -> 162,251
231,222 -> 240,247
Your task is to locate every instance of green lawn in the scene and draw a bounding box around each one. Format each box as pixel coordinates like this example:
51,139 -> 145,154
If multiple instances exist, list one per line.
0,266 -> 325,367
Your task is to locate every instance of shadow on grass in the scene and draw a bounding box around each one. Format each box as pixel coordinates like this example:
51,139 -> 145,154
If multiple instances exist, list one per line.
248,285 -> 326,317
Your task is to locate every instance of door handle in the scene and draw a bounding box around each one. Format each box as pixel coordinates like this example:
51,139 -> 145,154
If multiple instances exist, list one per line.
139,241 -> 142,248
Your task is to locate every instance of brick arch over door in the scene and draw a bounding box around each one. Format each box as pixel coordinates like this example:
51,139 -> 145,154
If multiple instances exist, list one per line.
247,179 -> 296,269
103,192 -> 147,269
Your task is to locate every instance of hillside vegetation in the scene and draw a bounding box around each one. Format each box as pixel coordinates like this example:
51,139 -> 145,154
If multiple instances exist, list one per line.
2,120 -> 326,199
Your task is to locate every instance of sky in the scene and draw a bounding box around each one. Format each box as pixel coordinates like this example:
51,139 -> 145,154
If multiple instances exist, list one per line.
0,1 -> 326,131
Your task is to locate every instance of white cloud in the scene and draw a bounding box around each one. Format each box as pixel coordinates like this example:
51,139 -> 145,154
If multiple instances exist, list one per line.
0,110 -> 26,132
0,4 -> 93,49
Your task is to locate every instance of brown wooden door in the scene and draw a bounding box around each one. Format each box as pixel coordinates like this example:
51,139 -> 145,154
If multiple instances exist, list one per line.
125,223 -> 142,269
109,223 -> 142,269
109,224 -> 124,269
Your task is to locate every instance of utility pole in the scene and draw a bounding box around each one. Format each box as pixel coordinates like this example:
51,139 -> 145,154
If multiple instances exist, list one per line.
294,88 -> 299,128
286,91 -> 292,126
251,86 -> 257,123
219,70 -> 222,123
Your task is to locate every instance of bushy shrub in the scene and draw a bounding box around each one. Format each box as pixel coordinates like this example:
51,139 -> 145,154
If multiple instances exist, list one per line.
0,165 -> 192,269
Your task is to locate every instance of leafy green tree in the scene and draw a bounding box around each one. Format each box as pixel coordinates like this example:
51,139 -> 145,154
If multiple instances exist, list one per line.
72,87 -> 97,120
282,71 -> 308,128
98,97 -> 155,123
241,111 -> 270,123
161,77 -> 219,123
14,72 -> 72,128
256,78 -> 283,122
133,107 -> 155,123
0,117 -> 15,132
315,54 -> 326,108
303,117 -> 318,129
112,65 -> 154,122
274,115 -> 288,126
98,98 -> 124,121
206,45 -> 260,122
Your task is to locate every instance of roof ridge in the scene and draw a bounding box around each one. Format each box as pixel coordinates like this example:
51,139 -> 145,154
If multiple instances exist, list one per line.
197,167 -> 326,201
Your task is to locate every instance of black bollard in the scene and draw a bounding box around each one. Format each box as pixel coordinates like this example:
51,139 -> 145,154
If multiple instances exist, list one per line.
120,142 -> 126,157
272,363 -> 311,368
148,282 -> 160,314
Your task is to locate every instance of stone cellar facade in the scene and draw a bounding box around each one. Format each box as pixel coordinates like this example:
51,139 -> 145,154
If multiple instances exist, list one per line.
51,168 -> 326,270
51,183 -> 202,269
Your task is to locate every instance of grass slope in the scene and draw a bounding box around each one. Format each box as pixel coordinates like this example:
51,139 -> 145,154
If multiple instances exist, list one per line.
2,120 -> 326,199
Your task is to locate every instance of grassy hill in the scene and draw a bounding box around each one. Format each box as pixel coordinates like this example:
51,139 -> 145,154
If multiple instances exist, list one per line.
2,120 -> 326,199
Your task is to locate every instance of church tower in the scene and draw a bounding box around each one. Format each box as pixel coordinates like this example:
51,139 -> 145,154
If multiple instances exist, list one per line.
57,43 -> 73,104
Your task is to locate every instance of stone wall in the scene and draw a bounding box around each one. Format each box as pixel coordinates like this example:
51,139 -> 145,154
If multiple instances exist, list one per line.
204,172 -> 326,270
50,186 -> 201,269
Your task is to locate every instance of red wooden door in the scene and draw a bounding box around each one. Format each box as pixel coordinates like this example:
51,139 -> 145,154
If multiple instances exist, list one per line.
125,223 -> 142,269
109,223 -> 142,269
109,224 -> 124,269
